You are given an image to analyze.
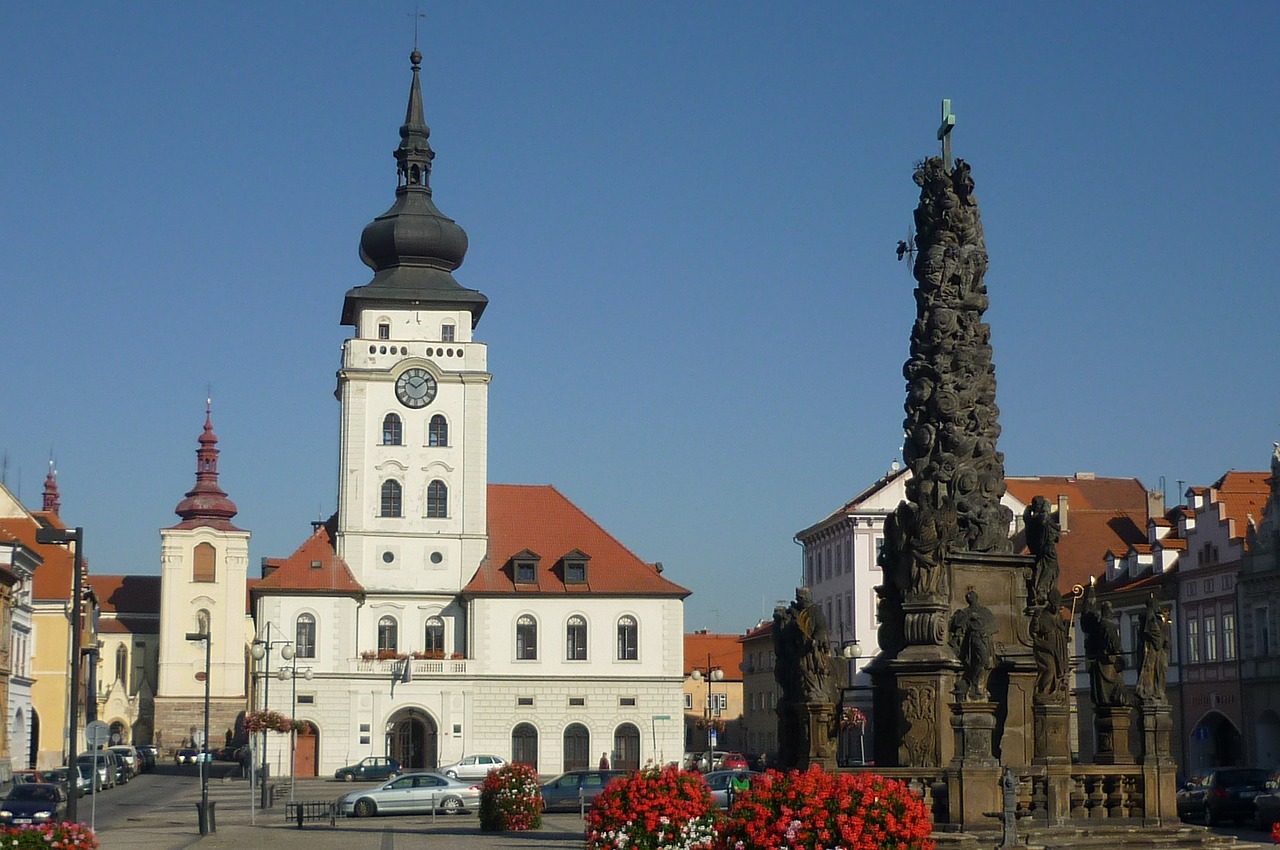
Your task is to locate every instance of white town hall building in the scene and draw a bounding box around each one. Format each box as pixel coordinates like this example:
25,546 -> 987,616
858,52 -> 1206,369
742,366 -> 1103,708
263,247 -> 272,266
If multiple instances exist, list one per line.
150,50 -> 689,779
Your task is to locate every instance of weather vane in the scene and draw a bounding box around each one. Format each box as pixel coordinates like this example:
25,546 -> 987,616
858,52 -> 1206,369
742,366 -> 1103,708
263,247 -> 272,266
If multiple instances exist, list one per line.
409,6 -> 426,50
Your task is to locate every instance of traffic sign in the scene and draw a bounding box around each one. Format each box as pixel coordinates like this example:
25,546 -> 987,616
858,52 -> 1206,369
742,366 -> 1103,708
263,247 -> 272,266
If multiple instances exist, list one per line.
85,720 -> 110,748
194,730 -> 206,747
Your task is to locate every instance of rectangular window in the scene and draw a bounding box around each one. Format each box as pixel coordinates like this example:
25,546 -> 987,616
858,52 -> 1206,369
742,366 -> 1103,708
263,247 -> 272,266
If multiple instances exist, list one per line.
1204,616 -> 1218,662
517,696 -> 534,707
1259,607 -> 1271,656
1223,612 -> 1236,661
565,561 -> 586,583
297,694 -> 315,705
441,324 -> 455,342
683,693 -> 692,710
378,323 -> 390,340
1204,578 -> 1214,593
515,561 -> 536,584
619,697 -> 636,707
1187,618 -> 1200,663
568,697 -> 585,707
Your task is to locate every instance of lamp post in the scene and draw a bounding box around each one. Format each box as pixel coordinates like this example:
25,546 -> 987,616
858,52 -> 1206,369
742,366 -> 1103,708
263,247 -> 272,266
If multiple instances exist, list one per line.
36,526 -> 83,823
840,631 -> 864,765
277,663 -> 313,802
186,628 -> 213,834
690,656 -> 723,772
250,627 -> 292,808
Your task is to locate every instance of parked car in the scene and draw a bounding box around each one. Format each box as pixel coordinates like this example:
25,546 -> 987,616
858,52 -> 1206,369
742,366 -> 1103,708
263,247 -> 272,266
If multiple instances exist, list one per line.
41,768 -> 85,798
702,769 -> 760,808
438,754 -> 506,781
175,748 -> 199,765
334,756 -> 401,783
10,770 -> 43,785
1199,767 -> 1270,825
76,753 -> 114,789
695,751 -> 729,772
0,783 -> 68,825
1252,770 -> 1280,830
719,753 -> 749,771
74,764 -> 98,794
109,746 -> 140,778
338,772 -> 481,817
540,770 -> 627,813
136,745 -> 158,771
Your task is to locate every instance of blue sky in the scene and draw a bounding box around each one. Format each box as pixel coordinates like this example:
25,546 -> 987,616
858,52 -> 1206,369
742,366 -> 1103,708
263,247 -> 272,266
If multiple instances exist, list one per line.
2,2 -> 1277,633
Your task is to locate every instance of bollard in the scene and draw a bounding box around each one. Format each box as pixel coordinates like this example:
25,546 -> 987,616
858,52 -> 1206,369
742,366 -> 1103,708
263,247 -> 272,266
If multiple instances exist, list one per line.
196,801 -> 217,835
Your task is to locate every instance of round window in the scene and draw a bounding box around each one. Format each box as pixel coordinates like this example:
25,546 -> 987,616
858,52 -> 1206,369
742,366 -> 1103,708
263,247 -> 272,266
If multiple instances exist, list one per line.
382,551 -> 395,564
430,551 -> 443,564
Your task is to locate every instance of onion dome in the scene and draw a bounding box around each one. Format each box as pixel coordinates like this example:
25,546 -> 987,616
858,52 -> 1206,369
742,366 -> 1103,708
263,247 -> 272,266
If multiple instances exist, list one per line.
172,401 -> 242,530
343,49 -> 488,327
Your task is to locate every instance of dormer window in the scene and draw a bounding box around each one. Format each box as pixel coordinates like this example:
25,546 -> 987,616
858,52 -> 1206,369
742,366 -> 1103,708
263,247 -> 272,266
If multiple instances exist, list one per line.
511,549 -> 540,585
378,322 -> 391,340
561,550 -> 590,584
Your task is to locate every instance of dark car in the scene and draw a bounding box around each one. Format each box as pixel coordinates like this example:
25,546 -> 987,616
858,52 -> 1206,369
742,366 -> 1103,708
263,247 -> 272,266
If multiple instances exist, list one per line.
1199,767 -> 1270,826
175,747 -> 199,765
0,783 -> 68,826
541,770 -> 627,813
334,756 -> 401,783
1252,770 -> 1280,830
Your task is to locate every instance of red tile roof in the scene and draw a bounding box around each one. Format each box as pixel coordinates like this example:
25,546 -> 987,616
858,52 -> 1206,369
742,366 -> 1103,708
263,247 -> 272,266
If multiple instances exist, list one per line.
465,485 -> 689,597
87,574 -> 160,615
253,519 -> 363,597
1006,476 -> 1150,592
0,516 -> 74,601
1207,470 -> 1269,547
684,632 -> 744,680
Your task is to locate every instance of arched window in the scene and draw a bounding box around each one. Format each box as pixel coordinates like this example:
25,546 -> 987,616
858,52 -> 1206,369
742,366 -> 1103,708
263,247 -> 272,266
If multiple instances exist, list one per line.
193,542 -> 216,582
382,413 -> 403,446
428,414 -> 448,447
617,616 -> 638,661
380,480 -> 403,517
115,645 -> 127,683
563,723 -> 590,772
296,613 -> 316,658
378,616 -> 398,654
512,723 -> 538,770
426,480 -> 448,518
516,615 -> 537,660
566,615 -> 587,661
424,616 -> 445,656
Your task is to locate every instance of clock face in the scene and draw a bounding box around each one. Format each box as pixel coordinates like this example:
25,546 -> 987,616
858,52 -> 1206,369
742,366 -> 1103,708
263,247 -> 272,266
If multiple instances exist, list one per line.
395,368 -> 437,408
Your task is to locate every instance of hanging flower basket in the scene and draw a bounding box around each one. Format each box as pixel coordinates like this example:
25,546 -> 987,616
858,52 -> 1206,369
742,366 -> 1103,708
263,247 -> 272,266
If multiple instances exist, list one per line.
695,717 -> 726,734
244,709 -> 293,734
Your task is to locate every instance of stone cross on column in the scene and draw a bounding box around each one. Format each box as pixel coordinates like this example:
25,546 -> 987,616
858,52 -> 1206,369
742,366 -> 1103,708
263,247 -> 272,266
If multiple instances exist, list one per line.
937,99 -> 956,169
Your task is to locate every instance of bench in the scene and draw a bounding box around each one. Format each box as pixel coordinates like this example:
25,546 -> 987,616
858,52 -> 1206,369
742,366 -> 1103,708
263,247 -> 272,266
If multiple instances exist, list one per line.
284,800 -> 337,828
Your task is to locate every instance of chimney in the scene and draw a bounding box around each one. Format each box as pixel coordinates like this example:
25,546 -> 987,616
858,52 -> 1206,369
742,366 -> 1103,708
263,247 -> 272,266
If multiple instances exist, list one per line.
1057,494 -> 1069,533
260,556 -> 278,579
1147,489 -> 1165,521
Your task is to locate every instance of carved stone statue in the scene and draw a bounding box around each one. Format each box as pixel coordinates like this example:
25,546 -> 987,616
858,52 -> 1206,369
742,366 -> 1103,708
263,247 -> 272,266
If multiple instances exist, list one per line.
948,590 -> 998,700
1135,593 -> 1170,704
773,587 -> 833,704
1081,590 -> 1129,707
1029,594 -> 1070,699
1024,496 -> 1061,605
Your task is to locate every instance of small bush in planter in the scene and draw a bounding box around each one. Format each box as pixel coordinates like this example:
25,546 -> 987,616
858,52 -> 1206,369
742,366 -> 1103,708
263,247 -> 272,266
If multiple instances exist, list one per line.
479,762 -> 543,831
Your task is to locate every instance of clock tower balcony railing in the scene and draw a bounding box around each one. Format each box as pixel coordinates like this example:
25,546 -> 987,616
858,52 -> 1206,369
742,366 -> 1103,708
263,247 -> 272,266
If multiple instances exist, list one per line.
341,340 -> 485,371
352,652 -> 470,676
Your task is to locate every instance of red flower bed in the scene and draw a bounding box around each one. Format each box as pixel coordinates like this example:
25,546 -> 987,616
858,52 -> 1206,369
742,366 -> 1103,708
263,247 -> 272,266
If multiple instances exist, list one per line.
0,822 -> 98,850
479,762 -> 543,832
586,765 -> 718,850
718,767 -> 935,850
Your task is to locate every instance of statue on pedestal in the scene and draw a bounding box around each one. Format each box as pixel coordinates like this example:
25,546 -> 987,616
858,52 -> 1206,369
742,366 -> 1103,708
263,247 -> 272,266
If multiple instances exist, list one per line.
949,590 -> 997,700
1135,593 -> 1170,705
1081,588 -> 1129,707
1029,592 -> 1070,699
1024,496 -> 1061,606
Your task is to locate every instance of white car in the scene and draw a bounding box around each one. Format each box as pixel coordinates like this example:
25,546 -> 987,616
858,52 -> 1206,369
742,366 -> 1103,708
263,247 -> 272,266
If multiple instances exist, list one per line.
338,772 -> 481,817
438,754 -> 506,780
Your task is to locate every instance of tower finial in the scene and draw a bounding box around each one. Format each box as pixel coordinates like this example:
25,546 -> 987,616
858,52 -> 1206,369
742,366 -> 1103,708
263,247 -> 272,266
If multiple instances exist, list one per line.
173,403 -> 240,529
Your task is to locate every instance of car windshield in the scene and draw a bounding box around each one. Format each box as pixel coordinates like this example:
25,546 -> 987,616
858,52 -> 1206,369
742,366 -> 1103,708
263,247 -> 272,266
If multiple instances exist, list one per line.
8,785 -> 57,801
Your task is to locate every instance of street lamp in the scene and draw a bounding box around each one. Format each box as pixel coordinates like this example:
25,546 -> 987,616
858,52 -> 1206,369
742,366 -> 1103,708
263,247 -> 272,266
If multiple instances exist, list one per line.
250,626 -> 292,808
840,633 -> 865,765
277,663 -> 313,802
35,526 -> 83,824
690,656 -> 724,772
186,628 -> 213,834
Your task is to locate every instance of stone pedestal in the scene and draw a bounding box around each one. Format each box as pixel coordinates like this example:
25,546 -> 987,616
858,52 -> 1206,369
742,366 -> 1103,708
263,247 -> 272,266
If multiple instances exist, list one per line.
1139,702 -> 1177,824
1093,705 -> 1135,765
777,700 -> 837,771
1032,699 -> 1072,764
948,700 -> 1002,827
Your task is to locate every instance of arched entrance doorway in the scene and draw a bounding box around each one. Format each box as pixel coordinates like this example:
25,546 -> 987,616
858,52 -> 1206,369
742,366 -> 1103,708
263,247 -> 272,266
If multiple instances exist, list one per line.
1187,710 -> 1242,774
512,723 -> 538,771
613,723 -> 640,770
294,722 -> 319,778
387,708 -> 437,771
563,723 -> 590,772
109,720 -> 128,746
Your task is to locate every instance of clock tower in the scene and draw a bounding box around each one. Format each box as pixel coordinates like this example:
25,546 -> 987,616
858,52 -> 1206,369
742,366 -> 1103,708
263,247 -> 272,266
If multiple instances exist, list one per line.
335,49 -> 490,597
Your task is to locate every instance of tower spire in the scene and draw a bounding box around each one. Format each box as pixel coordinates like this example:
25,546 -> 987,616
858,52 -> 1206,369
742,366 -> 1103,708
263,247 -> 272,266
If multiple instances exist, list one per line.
172,399 -> 240,529
42,457 -> 61,516
396,48 -> 434,192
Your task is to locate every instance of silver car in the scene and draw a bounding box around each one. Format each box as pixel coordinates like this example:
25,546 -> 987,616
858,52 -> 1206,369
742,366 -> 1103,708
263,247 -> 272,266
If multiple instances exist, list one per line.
338,771 -> 481,817
702,770 -> 759,807
438,754 -> 506,781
